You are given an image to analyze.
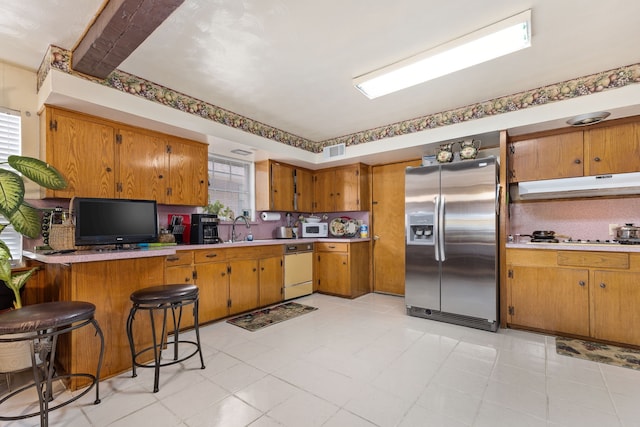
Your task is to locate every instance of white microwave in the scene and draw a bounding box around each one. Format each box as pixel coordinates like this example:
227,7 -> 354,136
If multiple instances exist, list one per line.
302,222 -> 328,237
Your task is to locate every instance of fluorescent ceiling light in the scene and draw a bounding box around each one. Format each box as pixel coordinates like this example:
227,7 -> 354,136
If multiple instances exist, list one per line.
354,10 -> 532,99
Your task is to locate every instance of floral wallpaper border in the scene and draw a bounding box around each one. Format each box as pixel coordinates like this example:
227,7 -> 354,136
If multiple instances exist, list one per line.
37,45 -> 640,154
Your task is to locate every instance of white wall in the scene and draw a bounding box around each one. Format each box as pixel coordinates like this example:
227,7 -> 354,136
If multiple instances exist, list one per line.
0,61 -> 40,197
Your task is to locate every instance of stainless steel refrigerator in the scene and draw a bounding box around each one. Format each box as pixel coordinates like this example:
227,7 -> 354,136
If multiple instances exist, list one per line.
405,156 -> 499,332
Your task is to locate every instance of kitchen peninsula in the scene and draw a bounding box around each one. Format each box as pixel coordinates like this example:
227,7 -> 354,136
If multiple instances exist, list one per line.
23,237 -> 370,388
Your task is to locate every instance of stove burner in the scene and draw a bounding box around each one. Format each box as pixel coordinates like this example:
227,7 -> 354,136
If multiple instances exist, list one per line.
531,238 -> 559,243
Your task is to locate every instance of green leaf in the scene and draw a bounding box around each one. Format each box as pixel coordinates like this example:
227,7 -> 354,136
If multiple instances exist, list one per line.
0,169 -> 25,217
0,258 -> 11,285
0,240 -> 12,260
8,202 -> 41,238
8,155 -> 67,190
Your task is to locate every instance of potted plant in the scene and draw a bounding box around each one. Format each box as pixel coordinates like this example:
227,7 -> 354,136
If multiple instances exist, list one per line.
203,200 -> 234,221
0,155 -> 67,309
0,155 -> 66,382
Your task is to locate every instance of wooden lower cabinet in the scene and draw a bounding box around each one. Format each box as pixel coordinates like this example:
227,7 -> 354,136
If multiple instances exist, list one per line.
314,241 -> 370,298
507,248 -> 640,346
591,270 -> 640,345
259,256 -> 284,307
176,245 -> 283,323
508,265 -> 589,336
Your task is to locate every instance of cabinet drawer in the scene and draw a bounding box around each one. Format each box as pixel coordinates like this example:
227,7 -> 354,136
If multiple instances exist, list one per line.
194,249 -> 229,263
165,251 -> 193,266
315,242 -> 349,252
557,251 -> 629,269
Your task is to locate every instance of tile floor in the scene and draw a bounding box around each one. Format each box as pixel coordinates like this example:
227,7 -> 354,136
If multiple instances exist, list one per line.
2,292 -> 640,426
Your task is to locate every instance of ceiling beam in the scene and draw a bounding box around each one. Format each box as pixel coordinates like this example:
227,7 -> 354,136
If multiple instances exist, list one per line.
72,0 -> 184,79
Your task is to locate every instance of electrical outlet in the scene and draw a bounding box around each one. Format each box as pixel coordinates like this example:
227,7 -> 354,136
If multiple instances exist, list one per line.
609,224 -> 619,236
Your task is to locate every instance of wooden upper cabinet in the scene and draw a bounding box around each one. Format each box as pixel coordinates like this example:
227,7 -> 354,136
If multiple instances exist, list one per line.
166,137 -> 208,206
294,168 -> 313,212
313,163 -> 370,212
271,161 -> 295,211
116,127 -> 168,201
509,117 -> 640,183
584,122 -> 640,175
41,106 -> 207,205
42,107 -> 116,198
312,169 -> 335,212
255,160 -> 313,212
508,131 -> 584,183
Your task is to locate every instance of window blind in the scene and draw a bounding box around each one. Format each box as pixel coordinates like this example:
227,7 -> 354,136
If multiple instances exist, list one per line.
0,108 -> 23,259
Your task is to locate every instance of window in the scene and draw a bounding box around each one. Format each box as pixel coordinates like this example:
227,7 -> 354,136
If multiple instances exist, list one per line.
0,108 -> 23,259
208,155 -> 254,221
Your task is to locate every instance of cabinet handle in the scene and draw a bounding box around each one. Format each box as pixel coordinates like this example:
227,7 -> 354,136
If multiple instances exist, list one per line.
106,167 -> 112,172
206,253 -> 217,258
574,159 -> 581,164
184,277 -> 190,283
253,268 -> 257,272
328,245 -> 336,249
600,282 -> 606,288
594,157 -> 601,162
578,280 -> 585,287
159,174 -> 164,179
166,256 -> 180,261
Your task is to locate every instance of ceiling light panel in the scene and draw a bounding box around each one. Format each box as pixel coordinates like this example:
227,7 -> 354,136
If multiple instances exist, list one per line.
354,10 -> 532,99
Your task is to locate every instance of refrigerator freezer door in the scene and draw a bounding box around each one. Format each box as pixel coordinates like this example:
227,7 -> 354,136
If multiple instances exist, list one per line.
440,158 -> 497,321
405,165 -> 440,311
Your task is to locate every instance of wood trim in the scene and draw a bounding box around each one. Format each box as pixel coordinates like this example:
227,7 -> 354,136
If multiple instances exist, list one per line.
73,0 -> 185,78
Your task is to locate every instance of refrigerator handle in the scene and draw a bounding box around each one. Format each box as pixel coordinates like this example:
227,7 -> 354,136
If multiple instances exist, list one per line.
439,195 -> 446,261
495,184 -> 501,215
433,195 -> 441,261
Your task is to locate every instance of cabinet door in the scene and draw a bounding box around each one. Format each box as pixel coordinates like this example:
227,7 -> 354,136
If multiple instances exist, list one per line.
585,122 -> 640,175
259,256 -> 283,307
508,132 -> 584,182
508,265 -> 589,336
45,109 -> 116,198
316,251 -> 349,296
591,270 -> 640,346
167,137 -> 208,206
271,162 -> 295,211
334,165 -> 361,211
229,259 -> 259,315
117,128 -> 168,201
313,170 -> 334,212
295,168 -> 314,212
196,262 -> 230,322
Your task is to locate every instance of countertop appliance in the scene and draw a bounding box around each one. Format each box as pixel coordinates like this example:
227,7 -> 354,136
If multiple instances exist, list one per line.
405,156 -> 499,332
302,222 -> 328,238
283,243 -> 313,300
190,213 -> 221,244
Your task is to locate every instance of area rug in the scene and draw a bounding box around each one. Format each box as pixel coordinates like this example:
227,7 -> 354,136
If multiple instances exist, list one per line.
226,302 -> 317,332
556,337 -> 640,370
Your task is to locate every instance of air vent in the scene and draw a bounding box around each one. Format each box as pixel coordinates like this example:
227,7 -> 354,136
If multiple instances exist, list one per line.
323,143 -> 346,159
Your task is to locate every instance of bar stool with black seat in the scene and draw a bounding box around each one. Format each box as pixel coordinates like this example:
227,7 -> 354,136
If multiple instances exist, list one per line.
126,284 -> 205,393
0,301 -> 104,427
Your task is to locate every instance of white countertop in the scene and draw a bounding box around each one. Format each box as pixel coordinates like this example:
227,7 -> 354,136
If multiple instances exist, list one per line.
506,242 -> 640,252
23,237 -> 371,264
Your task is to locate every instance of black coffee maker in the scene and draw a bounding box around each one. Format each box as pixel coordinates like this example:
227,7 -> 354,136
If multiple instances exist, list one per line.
190,214 -> 221,244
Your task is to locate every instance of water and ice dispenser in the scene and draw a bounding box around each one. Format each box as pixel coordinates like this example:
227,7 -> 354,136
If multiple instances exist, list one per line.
407,213 -> 434,245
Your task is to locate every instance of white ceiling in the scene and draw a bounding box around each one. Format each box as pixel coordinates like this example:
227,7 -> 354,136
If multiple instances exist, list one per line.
2,0 -> 640,165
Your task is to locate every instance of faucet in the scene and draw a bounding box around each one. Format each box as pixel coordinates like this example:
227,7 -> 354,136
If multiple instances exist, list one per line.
231,215 -> 251,242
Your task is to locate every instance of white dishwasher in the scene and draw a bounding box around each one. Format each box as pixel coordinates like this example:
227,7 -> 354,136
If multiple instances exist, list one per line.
283,243 -> 313,300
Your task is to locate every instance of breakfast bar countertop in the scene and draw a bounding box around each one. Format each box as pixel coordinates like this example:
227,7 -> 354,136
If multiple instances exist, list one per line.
22,237 -> 371,264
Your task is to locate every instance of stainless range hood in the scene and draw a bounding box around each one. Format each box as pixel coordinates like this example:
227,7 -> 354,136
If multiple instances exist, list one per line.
515,172 -> 640,200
